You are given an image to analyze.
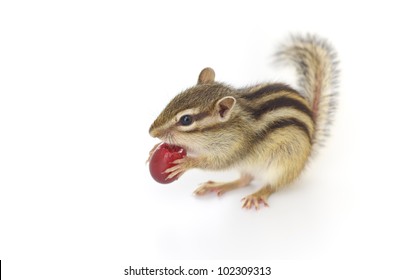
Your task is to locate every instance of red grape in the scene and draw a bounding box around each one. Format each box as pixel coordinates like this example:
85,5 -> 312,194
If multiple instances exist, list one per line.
149,143 -> 187,184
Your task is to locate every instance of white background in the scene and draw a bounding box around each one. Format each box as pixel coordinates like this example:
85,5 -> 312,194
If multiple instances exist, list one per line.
1,0 -> 392,279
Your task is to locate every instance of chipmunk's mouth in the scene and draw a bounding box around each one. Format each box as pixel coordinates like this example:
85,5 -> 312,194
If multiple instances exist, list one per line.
162,132 -> 176,145
162,133 -> 194,153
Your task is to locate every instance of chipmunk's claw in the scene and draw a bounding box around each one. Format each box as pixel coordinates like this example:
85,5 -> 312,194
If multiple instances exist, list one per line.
241,195 -> 269,210
194,175 -> 253,197
194,181 -> 229,196
163,157 -> 190,180
146,142 -> 161,164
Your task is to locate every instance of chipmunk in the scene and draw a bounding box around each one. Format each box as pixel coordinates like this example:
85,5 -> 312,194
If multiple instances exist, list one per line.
148,34 -> 338,210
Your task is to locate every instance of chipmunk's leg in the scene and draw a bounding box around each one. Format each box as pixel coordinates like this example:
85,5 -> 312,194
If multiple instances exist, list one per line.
241,185 -> 276,210
194,173 -> 253,196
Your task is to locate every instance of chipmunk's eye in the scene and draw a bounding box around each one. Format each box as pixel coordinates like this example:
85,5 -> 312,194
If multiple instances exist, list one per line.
179,115 -> 193,126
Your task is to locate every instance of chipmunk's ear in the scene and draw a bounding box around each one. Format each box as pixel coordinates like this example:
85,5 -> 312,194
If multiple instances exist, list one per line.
197,67 -> 215,84
215,96 -> 236,121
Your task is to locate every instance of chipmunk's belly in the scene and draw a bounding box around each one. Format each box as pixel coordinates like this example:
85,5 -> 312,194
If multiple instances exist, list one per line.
237,161 -> 283,185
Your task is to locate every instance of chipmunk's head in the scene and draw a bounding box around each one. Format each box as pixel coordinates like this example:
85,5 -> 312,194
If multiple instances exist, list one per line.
149,67 -> 238,154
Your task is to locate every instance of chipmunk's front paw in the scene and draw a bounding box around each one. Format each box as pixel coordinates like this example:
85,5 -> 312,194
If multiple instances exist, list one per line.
163,157 -> 194,180
146,142 -> 161,164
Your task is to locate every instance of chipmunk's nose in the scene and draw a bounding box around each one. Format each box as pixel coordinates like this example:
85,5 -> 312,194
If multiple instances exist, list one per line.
149,127 -> 156,137
149,126 -> 161,138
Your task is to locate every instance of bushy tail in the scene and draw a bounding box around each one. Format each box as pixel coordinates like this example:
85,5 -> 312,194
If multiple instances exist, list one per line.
276,34 -> 339,149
